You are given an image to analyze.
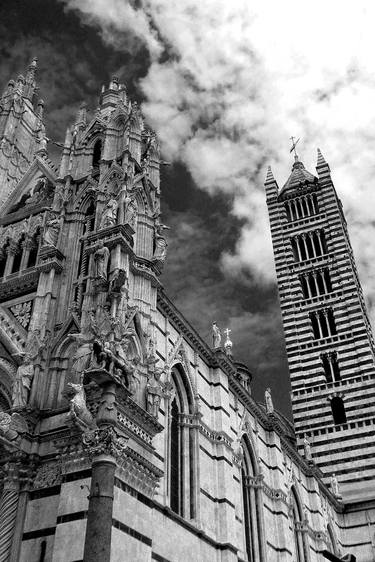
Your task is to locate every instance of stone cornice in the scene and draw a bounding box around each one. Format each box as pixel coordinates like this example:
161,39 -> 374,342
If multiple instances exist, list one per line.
0,270 -> 39,301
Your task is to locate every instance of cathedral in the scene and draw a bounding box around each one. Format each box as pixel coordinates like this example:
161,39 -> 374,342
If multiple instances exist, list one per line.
0,59 -> 373,562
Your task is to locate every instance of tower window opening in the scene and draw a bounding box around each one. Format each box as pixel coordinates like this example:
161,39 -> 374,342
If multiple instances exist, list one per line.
331,396 -> 347,425
310,308 -> 336,340
285,194 -> 319,223
322,352 -> 340,382
92,140 -> 102,168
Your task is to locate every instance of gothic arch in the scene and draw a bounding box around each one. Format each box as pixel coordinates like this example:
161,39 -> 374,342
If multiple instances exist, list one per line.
167,337 -> 197,404
74,178 -> 98,211
240,434 -> 265,561
290,485 -> 307,562
167,362 -> 198,520
99,163 -> 124,196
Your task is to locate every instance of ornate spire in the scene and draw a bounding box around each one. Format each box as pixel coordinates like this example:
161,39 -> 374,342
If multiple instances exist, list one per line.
75,102 -> 87,128
316,147 -> 330,175
265,165 -> 276,184
24,57 -> 38,101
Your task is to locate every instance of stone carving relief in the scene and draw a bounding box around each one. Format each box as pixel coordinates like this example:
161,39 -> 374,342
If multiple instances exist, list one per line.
10,301 -> 32,329
82,426 -> 128,460
33,462 -> 62,489
0,412 -> 28,441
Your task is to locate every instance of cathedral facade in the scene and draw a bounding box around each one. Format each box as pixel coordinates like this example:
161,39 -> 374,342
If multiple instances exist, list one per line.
0,60 -> 373,562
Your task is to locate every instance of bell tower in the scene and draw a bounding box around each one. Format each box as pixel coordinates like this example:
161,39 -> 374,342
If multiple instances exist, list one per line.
265,148 -> 375,501
0,58 -> 46,209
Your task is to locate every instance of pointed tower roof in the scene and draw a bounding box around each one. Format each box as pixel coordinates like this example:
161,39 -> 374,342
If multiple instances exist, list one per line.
316,147 -> 330,175
265,165 -> 276,184
280,155 -> 317,195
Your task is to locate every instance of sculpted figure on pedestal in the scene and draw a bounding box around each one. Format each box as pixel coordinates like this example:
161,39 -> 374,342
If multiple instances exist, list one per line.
94,241 -> 110,280
303,436 -> 312,461
330,473 -> 341,497
100,197 -> 118,229
265,387 -> 274,414
153,223 -> 170,261
12,356 -> 34,408
69,332 -> 93,381
12,329 -> 46,409
42,212 -> 60,247
124,194 -> 137,230
212,322 -> 221,349
146,367 -> 163,417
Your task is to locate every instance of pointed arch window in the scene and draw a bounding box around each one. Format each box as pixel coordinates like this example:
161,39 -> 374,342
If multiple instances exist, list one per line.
241,436 -> 264,562
92,140 -> 102,168
168,365 -> 197,520
291,487 -> 306,562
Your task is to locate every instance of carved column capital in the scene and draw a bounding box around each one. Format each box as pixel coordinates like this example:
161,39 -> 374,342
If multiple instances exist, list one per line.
82,426 -> 128,462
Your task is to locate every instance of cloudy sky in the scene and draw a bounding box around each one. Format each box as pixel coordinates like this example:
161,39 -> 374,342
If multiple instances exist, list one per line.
2,1 -> 375,417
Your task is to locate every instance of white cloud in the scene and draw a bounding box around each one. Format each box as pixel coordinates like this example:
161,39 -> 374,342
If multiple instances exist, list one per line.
61,0 -> 375,323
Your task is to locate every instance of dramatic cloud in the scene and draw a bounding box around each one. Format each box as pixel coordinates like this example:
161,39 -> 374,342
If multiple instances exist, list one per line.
58,1 -> 375,326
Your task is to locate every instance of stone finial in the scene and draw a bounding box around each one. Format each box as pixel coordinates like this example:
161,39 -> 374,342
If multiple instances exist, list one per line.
75,102 -> 87,128
224,328 -> 233,357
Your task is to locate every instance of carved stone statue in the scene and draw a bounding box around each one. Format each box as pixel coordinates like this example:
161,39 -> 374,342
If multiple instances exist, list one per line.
153,223 -> 170,261
69,333 -> 93,381
94,240 -> 110,280
330,473 -> 341,497
12,355 -> 34,408
67,380 -> 95,431
100,197 -> 118,229
303,436 -> 312,461
124,194 -> 137,229
146,367 -> 163,417
212,322 -> 221,349
42,212 -> 60,247
265,387 -> 274,414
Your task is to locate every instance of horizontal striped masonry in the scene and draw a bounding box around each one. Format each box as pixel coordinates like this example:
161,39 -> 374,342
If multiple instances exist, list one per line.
265,155 -> 375,495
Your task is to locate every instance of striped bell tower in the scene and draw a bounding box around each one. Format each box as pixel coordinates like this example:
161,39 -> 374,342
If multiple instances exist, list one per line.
265,148 -> 375,501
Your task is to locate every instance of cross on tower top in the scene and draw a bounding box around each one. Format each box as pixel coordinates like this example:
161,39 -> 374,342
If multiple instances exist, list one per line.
290,136 -> 300,160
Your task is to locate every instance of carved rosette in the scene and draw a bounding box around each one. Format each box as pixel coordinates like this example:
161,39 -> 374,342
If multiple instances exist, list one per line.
82,426 -> 128,461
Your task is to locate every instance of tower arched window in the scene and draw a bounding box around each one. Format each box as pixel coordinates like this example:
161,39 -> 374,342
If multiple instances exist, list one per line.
92,140 -> 102,168
241,437 -> 264,562
290,487 -> 306,562
168,365 -> 197,519
331,396 -> 347,425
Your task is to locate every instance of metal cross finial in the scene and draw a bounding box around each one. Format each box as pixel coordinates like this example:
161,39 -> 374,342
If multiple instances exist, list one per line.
224,328 -> 231,339
290,136 -> 300,158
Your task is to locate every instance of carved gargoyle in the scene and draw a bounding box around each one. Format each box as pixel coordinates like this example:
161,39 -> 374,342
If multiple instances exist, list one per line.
67,381 -> 96,432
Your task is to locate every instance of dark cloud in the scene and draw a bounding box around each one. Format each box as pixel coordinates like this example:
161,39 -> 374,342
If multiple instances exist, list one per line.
0,0 -> 291,418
